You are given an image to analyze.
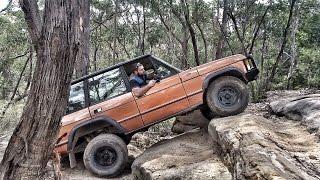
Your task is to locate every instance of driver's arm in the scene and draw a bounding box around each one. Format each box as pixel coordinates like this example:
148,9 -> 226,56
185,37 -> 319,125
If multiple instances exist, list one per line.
132,80 -> 156,97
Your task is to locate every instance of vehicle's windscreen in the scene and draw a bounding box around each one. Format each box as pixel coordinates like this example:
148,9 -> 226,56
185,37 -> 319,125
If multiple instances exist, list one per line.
88,68 -> 127,105
67,81 -> 85,114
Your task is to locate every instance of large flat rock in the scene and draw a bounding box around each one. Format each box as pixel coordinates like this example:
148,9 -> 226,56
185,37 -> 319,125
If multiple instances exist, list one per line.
131,128 -> 231,180
268,94 -> 320,137
209,114 -> 320,179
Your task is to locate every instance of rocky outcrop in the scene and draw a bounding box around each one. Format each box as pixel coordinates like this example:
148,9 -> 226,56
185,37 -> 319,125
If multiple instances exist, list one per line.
268,93 -> 320,137
209,114 -> 320,179
133,113 -> 320,180
131,128 -> 231,180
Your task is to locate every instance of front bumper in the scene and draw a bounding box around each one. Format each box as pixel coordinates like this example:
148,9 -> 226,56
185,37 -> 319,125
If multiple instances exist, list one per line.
246,68 -> 259,81
244,55 -> 259,82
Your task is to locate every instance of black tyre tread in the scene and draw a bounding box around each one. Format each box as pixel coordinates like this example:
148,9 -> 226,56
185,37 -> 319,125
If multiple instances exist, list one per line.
206,76 -> 249,116
83,134 -> 128,177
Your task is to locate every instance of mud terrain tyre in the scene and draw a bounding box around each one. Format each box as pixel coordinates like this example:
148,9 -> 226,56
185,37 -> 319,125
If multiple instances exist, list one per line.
206,76 -> 249,116
83,134 -> 128,177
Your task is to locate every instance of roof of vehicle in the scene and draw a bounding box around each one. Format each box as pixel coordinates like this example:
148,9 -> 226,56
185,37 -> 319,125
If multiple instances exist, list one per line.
71,54 -> 181,85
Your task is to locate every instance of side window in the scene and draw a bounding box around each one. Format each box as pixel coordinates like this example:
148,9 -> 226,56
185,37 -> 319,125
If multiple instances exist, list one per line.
67,81 -> 85,114
88,68 -> 127,105
153,61 -> 177,79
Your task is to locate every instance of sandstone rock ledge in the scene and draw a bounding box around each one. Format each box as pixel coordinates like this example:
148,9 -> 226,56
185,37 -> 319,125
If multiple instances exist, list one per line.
269,94 -> 320,137
132,114 -> 320,180
209,114 -> 320,179
131,128 -> 231,180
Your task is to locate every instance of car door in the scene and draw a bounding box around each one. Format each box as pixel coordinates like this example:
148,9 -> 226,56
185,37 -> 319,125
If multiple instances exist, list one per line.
57,80 -> 91,153
87,67 -> 144,132
135,58 -> 190,125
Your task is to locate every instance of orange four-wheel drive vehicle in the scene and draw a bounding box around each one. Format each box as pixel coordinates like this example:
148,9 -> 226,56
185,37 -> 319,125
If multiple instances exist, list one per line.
54,54 -> 259,177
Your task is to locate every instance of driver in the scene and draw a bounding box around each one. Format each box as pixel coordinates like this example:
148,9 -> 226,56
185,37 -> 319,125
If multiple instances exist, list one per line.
129,62 -> 156,97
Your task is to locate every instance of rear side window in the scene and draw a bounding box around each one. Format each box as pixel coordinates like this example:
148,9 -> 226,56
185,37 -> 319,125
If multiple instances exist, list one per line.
88,68 -> 127,105
67,81 -> 85,114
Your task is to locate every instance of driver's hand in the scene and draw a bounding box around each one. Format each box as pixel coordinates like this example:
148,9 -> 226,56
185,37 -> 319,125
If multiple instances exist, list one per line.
148,80 -> 156,87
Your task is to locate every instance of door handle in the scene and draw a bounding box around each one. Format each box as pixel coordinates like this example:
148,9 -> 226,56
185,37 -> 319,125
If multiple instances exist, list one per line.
94,108 -> 102,114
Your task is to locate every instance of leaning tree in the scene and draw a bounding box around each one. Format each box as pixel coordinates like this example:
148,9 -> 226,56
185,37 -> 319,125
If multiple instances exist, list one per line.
0,0 -> 85,179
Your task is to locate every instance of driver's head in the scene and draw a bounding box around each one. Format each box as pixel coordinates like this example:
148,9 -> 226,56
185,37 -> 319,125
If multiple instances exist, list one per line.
134,62 -> 145,76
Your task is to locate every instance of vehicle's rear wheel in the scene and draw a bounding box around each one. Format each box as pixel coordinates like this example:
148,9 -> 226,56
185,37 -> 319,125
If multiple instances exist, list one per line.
83,134 -> 128,177
206,76 -> 249,116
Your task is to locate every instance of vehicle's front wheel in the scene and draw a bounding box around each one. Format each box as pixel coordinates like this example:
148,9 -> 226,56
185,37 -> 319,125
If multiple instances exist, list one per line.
206,76 -> 249,116
83,134 -> 128,177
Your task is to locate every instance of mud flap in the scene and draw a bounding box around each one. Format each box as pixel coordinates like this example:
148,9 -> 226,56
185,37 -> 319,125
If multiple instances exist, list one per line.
69,151 -> 77,168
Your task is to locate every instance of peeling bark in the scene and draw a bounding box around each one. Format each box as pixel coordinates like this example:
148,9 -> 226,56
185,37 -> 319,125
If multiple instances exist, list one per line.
0,0 -> 81,179
75,0 -> 90,78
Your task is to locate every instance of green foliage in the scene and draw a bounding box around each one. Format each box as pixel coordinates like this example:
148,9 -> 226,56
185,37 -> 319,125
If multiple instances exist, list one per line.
0,9 -> 30,100
298,12 -> 320,48
293,48 -> 320,88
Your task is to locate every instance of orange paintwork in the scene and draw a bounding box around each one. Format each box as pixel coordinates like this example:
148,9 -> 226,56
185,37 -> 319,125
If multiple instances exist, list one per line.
197,54 -> 246,75
119,116 -> 144,131
54,53 -> 254,154
179,68 -> 199,82
141,98 -> 190,125
89,93 -> 138,121
143,74 -> 181,95
61,108 -> 91,126
182,76 -> 203,96
188,92 -> 203,107
137,83 -> 188,124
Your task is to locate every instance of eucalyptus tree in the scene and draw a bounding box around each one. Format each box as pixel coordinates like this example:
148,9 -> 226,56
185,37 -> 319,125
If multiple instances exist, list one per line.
0,0 -> 86,179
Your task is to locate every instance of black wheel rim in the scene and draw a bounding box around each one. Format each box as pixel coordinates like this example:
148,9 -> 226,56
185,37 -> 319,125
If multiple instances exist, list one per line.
94,146 -> 117,167
217,86 -> 239,106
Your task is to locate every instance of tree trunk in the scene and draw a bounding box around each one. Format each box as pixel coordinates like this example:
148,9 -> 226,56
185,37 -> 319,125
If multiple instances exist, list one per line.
182,28 -> 189,69
196,22 -> 208,63
75,0 -> 90,79
258,24 -> 267,99
0,0 -> 80,179
216,0 -> 228,59
183,0 -> 200,66
135,5 -> 142,56
93,46 -> 98,72
141,1 -> 146,55
112,0 -> 118,64
267,0 -> 297,90
249,4 -> 270,54
287,4 -> 299,90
